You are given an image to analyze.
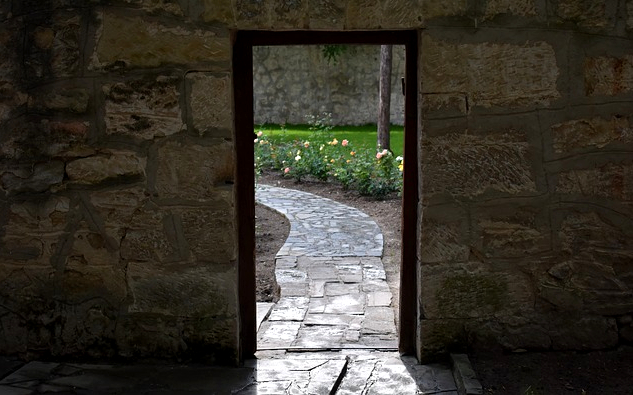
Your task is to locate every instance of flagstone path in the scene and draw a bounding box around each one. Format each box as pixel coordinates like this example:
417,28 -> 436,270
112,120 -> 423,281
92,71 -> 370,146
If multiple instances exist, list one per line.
255,184 -> 397,351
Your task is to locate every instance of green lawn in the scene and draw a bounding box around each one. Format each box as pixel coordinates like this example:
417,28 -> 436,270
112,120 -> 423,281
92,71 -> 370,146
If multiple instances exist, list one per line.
255,124 -> 404,157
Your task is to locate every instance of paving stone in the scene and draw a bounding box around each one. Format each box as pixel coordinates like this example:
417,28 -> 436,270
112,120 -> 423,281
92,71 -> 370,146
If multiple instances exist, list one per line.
325,282 -> 361,296
367,291 -> 393,307
258,321 -> 301,349
293,326 -> 345,348
267,297 -> 309,321
324,294 -> 366,314
303,313 -> 360,326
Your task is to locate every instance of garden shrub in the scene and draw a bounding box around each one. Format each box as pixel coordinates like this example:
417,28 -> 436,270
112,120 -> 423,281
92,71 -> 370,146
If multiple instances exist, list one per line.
255,113 -> 403,198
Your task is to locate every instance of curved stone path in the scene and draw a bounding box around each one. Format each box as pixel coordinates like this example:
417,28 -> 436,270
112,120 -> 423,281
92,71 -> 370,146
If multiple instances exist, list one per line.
255,184 -> 396,351
256,184 -> 383,257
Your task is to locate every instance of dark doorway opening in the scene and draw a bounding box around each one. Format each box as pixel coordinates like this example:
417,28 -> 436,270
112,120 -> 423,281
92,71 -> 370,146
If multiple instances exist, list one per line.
233,30 -> 419,361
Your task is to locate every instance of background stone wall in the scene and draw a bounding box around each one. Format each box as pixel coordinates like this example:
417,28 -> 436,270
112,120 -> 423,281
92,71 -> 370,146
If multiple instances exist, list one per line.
0,0 -> 631,364
253,45 -> 406,125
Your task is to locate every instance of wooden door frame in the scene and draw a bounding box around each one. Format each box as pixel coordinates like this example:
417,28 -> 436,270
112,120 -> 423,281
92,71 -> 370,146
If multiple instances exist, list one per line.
233,30 -> 419,361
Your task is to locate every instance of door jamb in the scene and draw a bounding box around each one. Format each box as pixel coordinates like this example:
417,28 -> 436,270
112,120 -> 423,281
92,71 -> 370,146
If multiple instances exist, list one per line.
233,30 -> 419,361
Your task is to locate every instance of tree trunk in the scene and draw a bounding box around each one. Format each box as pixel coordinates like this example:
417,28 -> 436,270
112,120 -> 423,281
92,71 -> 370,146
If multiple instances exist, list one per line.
377,44 -> 392,151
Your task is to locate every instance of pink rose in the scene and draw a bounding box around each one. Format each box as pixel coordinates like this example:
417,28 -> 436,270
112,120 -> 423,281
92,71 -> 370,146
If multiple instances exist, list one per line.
342,139 -> 349,147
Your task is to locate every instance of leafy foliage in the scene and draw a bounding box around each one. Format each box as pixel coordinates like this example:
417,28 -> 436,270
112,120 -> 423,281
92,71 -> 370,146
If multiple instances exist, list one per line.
255,113 -> 403,198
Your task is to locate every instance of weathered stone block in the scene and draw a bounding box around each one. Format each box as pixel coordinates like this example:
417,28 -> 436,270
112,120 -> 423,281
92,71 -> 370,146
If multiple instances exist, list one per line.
558,211 -> 633,260
308,0 -> 345,29
66,150 -> 146,185
628,0 -> 633,30
120,209 -> 180,263
421,0 -> 467,19
67,229 -> 120,268
585,55 -> 633,96
127,263 -> 237,316
419,206 -> 469,264
549,315 -> 618,350
187,73 -> 232,137
421,265 -> 534,319
556,162 -> 633,201
468,316 -> 552,351
121,0 -> 185,15
200,0 -> 236,24
484,0 -> 537,20
0,119 -> 91,161
4,196 -> 69,235
540,260 -> 633,315
104,76 -> 182,139
235,0 -> 271,28
271,0 -> 307,29
346,0 -> 382,29
422,132 -> 537,197
472,205 -> 549,259
60,260 -> 127,304
92,12 -> 230,69
381,0 -> 424,28
1,161 -> 65,194
551,115 -> 632,154
421,93 -> 467,116
181,207 -> 237,262
24,13 -> 82,80
422,35 -> 560,108
155,140 -> 234,201
90,187 -> 147,227
28,87 -> 89,114
555,0 -> 612,29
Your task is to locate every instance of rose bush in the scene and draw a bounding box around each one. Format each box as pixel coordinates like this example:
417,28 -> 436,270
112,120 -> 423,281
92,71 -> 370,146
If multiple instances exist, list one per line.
255,116 -> 403,198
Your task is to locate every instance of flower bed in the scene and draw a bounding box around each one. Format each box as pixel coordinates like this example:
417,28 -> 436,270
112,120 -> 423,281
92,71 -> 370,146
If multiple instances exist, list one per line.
255,115 -> 403,198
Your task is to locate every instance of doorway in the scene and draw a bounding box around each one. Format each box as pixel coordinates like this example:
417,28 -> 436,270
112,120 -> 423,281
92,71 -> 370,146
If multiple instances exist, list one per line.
233,30 -> 419,361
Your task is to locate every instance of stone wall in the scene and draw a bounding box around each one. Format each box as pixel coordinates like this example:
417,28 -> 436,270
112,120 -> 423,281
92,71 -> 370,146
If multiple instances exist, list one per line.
253,45 -> 406,125
0,0 -> 632,364
418,0 -> 633,360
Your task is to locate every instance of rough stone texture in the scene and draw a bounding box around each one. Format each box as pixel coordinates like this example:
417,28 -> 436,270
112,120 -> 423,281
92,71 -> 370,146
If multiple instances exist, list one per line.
422,0 -> 467,19
308,0 -> 346,30
422,35 -> 560,109
555,0 -> 613,29
270,0 -> 307,29
419,207 -> 469,264
420,264 -> 534,320
484,0 -> 537,19
28,87 -> 90,115
154,140 -> 234,201
121,0 -> 185,15
422,132 -> 537,198
104,76 -> 182,139
66,150 -> 146,185
92,12 -> 230,69
187,72 -> 233,136
253,45 -> 405,126
555,162 -> 633,202
551,115 -> 633,153
585,55 -> 633,96
628,0 -> 633,30
381,0 -> 425,28
0,118 -> 91,161
24,12 -> 82,81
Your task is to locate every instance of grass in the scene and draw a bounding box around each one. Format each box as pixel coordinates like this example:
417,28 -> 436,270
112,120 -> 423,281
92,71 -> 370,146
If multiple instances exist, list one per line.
255,123 -> 405,157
